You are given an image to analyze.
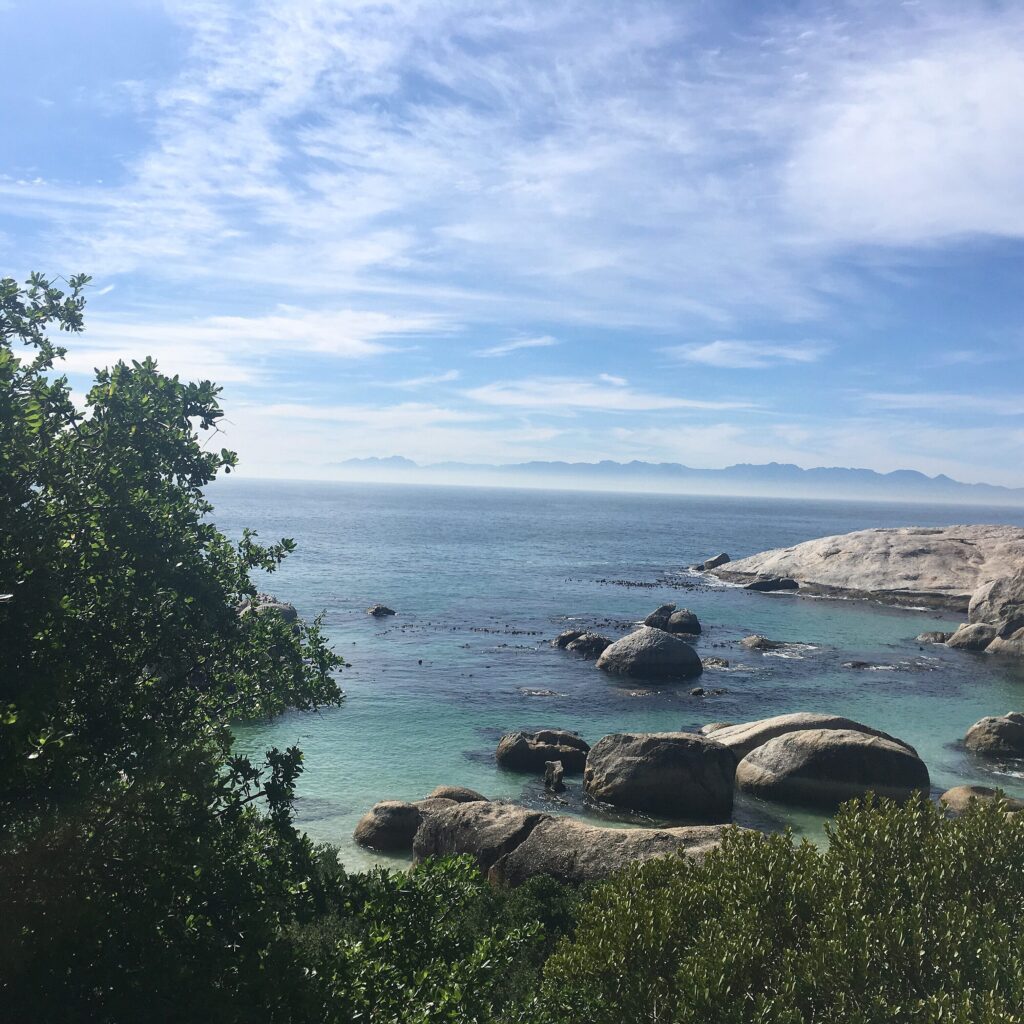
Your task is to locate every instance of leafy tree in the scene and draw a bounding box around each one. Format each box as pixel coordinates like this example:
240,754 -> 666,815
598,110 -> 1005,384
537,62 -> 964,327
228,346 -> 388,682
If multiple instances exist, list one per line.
539,795 -> 1024,1024
0,273 -> 344,1020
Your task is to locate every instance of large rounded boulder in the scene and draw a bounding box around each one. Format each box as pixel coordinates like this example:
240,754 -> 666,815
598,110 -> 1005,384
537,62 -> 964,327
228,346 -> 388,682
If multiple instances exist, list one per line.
489,817 -> 734,886
565,633 -> 612,658
968,571 -> 1024,636
939,785 -> 1024,816
496,729 -> 590,773
596,626 -> 703,680
964,712 -> 1024,758
703,712 -> 916,761
946,623 -> 997,651
666,609 -> 702,634
988,628 -> 1024,657
412,801 -> 545,872
353,797 -> 455,852
583,731 -> 735,820
735,728 -> 930,808
643,604 -> 677,629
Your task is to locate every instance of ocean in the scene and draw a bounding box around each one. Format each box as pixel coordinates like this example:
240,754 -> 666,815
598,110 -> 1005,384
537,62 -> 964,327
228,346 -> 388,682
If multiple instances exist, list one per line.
212,478 -> 1024,870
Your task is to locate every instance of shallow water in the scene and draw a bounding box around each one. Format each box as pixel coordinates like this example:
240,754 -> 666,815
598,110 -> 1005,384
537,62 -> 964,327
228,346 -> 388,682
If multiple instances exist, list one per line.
214,479 -> 1024,870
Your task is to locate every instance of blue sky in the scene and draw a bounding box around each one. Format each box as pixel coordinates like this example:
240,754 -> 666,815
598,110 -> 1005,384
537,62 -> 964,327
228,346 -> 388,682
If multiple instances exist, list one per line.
2,0 -> 1024,485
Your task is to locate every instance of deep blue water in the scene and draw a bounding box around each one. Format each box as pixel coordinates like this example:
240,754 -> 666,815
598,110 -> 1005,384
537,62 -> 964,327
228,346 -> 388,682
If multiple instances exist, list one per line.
213,479 -> 1024,870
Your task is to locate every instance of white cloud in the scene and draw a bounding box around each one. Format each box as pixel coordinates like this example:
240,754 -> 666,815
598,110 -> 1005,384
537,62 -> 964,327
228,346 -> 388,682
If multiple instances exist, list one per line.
786,31 -> 1024,245
259,402 -> 486,428
475,336 -> 559,358
464,376 -> 753,412
599,373 -> 628,386
666,340 -> 825,369
63,307 -> 442,383
389,369 -> 461,389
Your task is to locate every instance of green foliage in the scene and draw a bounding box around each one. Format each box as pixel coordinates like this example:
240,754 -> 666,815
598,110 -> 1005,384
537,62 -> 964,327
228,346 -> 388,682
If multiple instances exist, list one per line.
539,795 -> 1024,1024
0,274 -> 345,1020
292,854 -> 546,1023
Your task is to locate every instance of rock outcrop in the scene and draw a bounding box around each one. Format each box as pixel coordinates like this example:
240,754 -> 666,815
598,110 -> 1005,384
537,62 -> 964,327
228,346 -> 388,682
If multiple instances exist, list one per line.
735,728 -> 930,808
694,553 -> 730,571
412,802 -> 545,872
968,572 -> 1024,635
354,797 -> 456,851
367,603 -> 396,617
495,729 -> 590,773
552,629 -> 586,649
740,634 -> 785,651
239,595 -> 299,624
964,713 -> 1024,758
745,577 -> 799,592
565,633 -> 612,657
712,525 -> 1024,611
703,712 -> 916,761
426,785 -> 488,803
596,627 -> 703,679
643,604 -> 702,634
916,631 -> 953,644
583,732 -> 735,819
946,623 -> 998,651
489,817 -> 735,886
987,629 -> 1024,657
643,604 -> 677,629
939,785 -> 1024,815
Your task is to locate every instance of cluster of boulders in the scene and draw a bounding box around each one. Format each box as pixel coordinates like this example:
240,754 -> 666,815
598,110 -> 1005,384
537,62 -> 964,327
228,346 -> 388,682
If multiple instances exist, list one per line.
945,571 -> 1024,657
353,783 -> 735,884
693,552 -> 731,571
495,729 -> 589,773
643,603 -> 702,634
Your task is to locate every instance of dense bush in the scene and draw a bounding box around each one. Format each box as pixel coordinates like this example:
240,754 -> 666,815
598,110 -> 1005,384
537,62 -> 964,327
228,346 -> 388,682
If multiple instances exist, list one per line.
539,795 -> 1024,1024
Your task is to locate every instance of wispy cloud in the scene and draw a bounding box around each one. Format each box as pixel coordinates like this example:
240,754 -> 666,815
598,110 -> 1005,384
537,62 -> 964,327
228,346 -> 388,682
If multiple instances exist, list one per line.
390,369 -> 461,389
65,307 -> 443,383
666,341 -> 826,369
464,376 -> 753,412
865,391 -> 1024,416
475,336 -> 559,358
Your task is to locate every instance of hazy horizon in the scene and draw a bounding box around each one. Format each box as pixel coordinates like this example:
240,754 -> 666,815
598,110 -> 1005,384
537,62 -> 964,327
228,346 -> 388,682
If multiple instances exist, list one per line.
4,1 -> 1024,486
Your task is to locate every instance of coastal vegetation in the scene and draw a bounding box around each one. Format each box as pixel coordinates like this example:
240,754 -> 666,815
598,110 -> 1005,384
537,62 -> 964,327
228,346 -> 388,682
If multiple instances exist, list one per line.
4,275 -> 1024,1022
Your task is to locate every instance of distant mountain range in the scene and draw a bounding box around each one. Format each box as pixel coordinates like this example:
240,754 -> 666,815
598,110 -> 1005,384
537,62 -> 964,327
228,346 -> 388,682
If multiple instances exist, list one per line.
331,457 -> 1024,505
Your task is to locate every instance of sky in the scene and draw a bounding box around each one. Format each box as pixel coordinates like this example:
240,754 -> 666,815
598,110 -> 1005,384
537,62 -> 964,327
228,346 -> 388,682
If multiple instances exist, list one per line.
2,0 -> 1024,486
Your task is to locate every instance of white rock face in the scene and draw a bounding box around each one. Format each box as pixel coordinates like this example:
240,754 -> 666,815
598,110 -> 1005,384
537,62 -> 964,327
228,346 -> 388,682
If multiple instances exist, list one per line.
714,525 -> 1024,610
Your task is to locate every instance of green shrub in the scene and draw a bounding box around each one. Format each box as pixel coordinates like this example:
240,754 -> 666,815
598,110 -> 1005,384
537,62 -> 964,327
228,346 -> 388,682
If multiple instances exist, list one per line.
539,795 -> 1024,1024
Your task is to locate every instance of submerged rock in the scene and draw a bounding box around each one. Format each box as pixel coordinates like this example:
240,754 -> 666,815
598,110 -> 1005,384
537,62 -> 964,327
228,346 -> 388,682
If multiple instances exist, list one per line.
735,729 -> 930,809
496,729 -> 590,773
702,656 -> 730,669
367,604 -> 396,617
964,713 -> 1024,758
705,712 -> 916,761
740,634 -> 785,651
489,817 -> 735,887
596,626 -> 703,680
583,731 -> 735,820
946,622 -> 998,651
939,785 -> 1024,816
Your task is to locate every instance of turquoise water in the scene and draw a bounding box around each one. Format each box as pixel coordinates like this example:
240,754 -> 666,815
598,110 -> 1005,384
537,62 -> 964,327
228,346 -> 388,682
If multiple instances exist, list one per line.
214,479 -> 1024,870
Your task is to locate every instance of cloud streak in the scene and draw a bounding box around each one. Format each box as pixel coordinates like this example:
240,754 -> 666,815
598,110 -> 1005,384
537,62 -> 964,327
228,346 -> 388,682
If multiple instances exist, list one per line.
666,341 -> 826,369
